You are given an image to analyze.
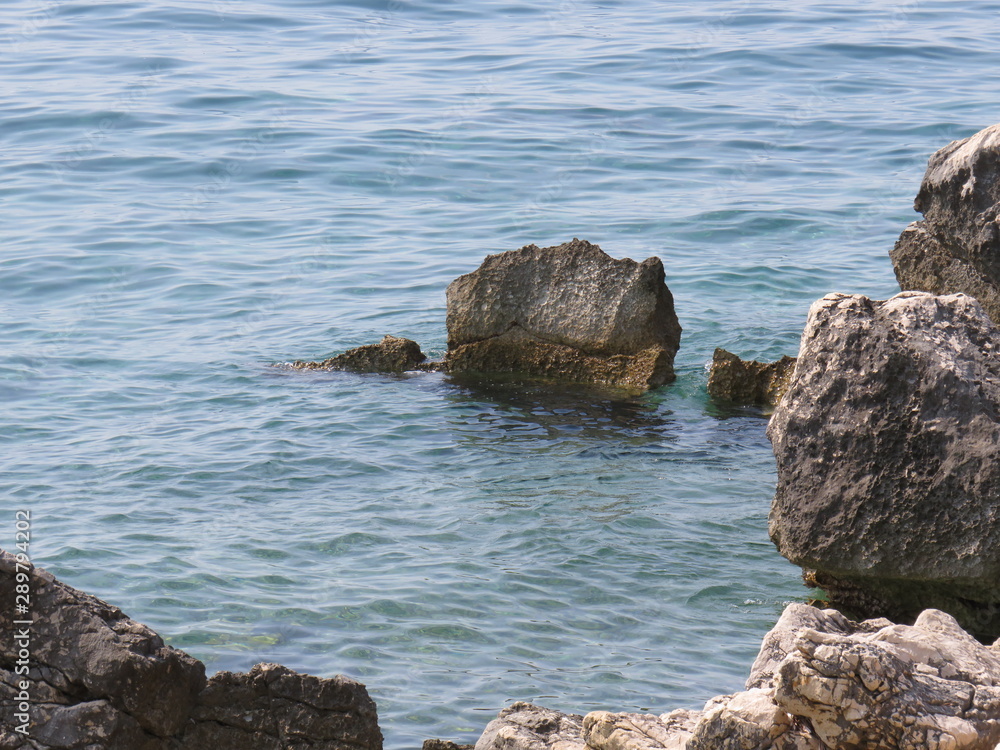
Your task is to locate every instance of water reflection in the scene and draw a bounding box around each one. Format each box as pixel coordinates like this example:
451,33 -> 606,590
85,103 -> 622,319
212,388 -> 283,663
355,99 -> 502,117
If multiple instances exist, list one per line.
442,371 -> 677,446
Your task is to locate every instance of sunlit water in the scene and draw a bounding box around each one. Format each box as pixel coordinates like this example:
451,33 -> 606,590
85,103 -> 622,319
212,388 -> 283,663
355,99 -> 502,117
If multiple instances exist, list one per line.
2,1 -> 998,746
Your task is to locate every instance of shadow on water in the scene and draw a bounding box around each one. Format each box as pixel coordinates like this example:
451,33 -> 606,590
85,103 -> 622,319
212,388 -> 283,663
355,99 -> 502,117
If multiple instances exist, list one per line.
441,371 -> 678,446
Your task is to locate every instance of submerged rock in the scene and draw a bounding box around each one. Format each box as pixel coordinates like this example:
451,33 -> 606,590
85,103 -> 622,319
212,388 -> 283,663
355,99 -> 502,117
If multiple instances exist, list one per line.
444,239 -> 682,390
767,291 -> 1000,636
890,122 -> 1000,325
473,604 -> 1000,750
706,348 -> 796,408
0,550 -> 383,750
292,334 -> 428,373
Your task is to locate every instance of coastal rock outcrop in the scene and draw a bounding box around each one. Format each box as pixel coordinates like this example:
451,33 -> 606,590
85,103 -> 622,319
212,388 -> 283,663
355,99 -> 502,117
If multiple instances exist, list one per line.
444,239 -> 682,390
706,349 -> 796,408
474,604 -> 1000,750
292,334 -> 428,373
766,291 -> 1000,636
0,550 -> 383,750
890,122 -> 1000,325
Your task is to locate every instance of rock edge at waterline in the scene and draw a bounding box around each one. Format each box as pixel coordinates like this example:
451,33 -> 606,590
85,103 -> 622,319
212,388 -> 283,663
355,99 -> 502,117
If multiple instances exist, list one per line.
0,550 -> 383,750
473,603 -> 1000,750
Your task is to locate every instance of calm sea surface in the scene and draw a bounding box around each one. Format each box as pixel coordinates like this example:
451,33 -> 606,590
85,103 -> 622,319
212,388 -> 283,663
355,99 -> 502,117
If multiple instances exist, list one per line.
2,1 -> 998,745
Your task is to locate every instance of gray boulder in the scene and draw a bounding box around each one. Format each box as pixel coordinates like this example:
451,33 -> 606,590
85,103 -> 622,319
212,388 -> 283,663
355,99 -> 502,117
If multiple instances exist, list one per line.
292,334 -> 428,373
444,239 -> 682,390
0,550 -> 382,750
766,291 -> 1000,636
890,122 -> 1000,325
706,349 -> 796,408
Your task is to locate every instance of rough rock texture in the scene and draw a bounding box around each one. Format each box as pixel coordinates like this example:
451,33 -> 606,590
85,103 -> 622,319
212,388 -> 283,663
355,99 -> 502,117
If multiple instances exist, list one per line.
474,702 -> 585,750
891,123 -> 1000,325
766,291 -> 1000,636
444,239 -> 682,390
292,334 -> 428,373
0,550 -> 382,750
473,604 -> 1000,750
706,349 -> 796,408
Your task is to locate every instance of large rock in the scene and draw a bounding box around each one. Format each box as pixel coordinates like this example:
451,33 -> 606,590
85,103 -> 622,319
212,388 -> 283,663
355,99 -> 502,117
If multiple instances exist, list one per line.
766,290 -> 1000,635
706,349 -> 796,408
891,122 -> 1000,325
444,239 -> 682,390
0,550 -> 382,750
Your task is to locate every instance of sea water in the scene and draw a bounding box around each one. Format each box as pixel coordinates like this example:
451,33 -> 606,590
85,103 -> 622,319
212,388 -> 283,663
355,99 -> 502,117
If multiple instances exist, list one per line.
2,1 -> 998,746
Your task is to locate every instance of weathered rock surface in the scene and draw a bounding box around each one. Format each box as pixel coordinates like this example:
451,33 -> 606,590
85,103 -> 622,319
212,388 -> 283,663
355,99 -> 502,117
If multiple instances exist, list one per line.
473,604 -> 1000,750
444,239 -> 682,390
474,702 -> 585,750
0,550 -> 383,750
766,290 -> 1000,635
891,122 -> 1000,325
706,348 -> 796,408
292,334 -> 428,373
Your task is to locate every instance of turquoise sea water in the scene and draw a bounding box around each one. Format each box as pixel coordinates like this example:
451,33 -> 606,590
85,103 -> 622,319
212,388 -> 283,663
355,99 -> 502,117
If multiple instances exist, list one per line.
2,1 -> 999,745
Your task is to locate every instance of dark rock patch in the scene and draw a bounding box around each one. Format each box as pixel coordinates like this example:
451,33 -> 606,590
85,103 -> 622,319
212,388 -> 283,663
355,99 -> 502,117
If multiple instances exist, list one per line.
706,348 -> 796,409
0,550 -> 383,750
292,335 -> 428,373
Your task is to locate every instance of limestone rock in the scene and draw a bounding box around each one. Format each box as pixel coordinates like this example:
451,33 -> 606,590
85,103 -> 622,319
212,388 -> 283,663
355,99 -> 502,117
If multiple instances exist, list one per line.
773,609 -> 1000,749
582,709 -> 694,749
444,239 -> 681,390
890,122 -> 1000,325
292,334 -> 427,373
766,291 -> 1000,635
0,550 -> 383,750
474,702 -> 585,750
706,349 -> 796,408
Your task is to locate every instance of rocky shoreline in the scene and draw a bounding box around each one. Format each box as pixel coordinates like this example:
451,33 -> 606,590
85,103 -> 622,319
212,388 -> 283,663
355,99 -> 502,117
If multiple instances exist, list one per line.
5,124 -> 1000,748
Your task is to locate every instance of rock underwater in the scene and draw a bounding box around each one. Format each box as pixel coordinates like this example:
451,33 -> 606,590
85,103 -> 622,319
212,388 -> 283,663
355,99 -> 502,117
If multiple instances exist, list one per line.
0,550 -> 383,750
473,604 -> 1000,750
890,122 -> 1000,325
767,290 -> 1000,637
444,239 -> 682,390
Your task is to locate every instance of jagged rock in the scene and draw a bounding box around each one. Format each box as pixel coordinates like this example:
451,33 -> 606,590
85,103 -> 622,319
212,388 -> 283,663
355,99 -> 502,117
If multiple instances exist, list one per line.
583,709 -> 694,749
0,550 -> 383,750
890,122 -> 1000,325
182,663 -> 382,750
292,334 -> 428,373
766,291 -> 1000,635
706,349 -> 796,408
772,608 -> 1000,749
474,702 -> 585,750
444,239 -> 682,390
